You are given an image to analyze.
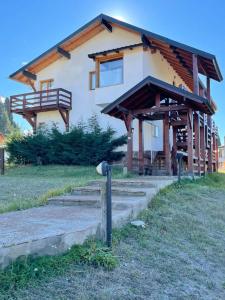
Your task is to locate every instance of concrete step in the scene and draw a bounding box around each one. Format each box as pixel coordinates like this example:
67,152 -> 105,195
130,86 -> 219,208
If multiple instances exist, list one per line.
71,186 -> 147,197
88,180 -> 158,188
48,194 -> 148,211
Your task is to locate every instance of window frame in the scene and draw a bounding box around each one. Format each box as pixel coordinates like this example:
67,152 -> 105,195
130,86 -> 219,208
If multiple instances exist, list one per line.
89,71 -> 96,90
39,79 -> 54,91
95,53 -> 124,88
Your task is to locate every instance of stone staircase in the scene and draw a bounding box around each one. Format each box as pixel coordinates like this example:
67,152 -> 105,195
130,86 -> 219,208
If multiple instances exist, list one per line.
48,177 -> 175,225
0,177 -> 176,269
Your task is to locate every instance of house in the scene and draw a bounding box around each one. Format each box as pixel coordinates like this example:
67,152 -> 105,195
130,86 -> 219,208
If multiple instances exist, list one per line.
218,137 -> 225,170
9,14 -> 222,176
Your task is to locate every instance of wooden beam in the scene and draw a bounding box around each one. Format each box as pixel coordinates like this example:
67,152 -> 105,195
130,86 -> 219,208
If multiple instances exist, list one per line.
126,114 -> 133,172
132,104 -> 188,115
207,116 -> 213,173
101,19 -> 112,32
141,34 -> 157,52
200,119 -> 206,175
155,93 -> 161,107
192,54 -> 199,95
59,109 -> 70,132
164,113 -> 171,175
187,108 -> 194,175
138,119 -> 144,175
207,77 -> 211,103
22,70 -> 37,81
57,47 -> 71,59
194,113 -> 201,175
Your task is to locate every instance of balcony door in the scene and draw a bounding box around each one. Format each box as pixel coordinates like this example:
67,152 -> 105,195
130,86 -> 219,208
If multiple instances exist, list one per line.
40,79 -> 54,107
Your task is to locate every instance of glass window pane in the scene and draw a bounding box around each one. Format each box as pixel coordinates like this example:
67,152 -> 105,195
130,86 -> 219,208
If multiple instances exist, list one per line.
100,58 -> 123,87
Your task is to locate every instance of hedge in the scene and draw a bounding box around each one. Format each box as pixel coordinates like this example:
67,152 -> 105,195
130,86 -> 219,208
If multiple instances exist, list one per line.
6,117 -> 127,165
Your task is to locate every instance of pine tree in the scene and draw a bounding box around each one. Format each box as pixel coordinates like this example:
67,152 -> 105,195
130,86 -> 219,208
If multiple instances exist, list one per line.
0,97 -> 18,135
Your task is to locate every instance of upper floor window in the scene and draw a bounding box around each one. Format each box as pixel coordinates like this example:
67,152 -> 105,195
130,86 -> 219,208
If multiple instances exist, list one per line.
40,79 -> 54,91
89,71 -> 96,90
99,57 -> 123,87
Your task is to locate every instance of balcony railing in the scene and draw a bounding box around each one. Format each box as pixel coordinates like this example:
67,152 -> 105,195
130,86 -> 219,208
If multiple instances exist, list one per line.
10,88 -> 72,114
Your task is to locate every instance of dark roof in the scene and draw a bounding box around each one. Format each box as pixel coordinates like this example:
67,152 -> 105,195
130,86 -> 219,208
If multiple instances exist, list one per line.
101,76 -> 215,119
9,14 -> 222,84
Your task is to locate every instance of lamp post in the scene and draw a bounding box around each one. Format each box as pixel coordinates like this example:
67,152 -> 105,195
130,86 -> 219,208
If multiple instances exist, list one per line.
96,161 -> 112,248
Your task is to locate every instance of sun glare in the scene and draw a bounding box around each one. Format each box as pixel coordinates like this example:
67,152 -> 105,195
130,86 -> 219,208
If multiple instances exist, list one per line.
113,15 -> 127,22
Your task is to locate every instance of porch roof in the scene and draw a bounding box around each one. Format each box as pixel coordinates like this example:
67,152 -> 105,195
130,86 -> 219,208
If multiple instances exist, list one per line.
101,76 -> 215,120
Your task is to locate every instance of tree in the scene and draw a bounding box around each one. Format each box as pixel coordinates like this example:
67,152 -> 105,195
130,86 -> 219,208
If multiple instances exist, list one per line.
0,97 -> 18,135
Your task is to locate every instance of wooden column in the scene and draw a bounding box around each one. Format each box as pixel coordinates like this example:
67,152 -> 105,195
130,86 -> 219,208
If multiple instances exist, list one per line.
200,116 -> 206,175
164,113 -> 171,175
192,54 -> 199,95
126,113 -> 133,172
194,113 -> 201,175
207,77 -> 213,173
173,127 -> 177,152
138,118 -> 144,175
187,108 -> 194,176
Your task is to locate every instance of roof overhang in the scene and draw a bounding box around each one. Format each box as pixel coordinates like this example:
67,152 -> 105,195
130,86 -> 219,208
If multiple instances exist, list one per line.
101,76 -> 215,120
9,14 -> 222,86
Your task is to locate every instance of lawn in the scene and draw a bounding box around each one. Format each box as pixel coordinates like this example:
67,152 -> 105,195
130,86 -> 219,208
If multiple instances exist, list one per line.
0,164 -> 124,213
1,173 -> 225,299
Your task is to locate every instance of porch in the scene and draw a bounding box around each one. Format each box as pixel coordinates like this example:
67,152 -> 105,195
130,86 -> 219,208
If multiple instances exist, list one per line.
10,88 -> 72,132
102,76 -> 219,176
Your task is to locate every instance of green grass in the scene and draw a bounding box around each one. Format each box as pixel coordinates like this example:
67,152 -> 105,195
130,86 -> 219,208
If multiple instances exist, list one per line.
0,240 -> 118,295
1,173 -> 225,299
0,164 -> 126,214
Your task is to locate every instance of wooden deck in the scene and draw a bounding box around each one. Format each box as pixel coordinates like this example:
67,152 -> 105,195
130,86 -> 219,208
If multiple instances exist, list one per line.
10,88 -> 72,132
10,88 -> 72,114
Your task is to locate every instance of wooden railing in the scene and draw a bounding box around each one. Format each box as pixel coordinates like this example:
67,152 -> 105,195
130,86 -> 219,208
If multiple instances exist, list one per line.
10,88 -> 72,113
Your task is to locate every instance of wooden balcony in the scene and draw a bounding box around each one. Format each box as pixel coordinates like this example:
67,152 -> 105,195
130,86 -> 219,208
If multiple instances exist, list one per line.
10,88 -> 72,114
10,88 -> 72,132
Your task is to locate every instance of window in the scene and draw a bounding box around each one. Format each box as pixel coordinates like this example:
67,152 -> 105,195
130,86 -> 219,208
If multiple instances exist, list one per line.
99,57 -> 123,87
152,125 -> 159,137
40,79 -> 54,91
89,71 -> 96,90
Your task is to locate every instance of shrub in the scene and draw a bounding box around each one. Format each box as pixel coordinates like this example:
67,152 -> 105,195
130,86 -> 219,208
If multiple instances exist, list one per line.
6,116 -> 127,165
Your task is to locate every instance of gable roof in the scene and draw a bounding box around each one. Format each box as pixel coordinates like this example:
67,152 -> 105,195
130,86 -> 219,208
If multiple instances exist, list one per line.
9,14 -> 222,86
101,76 -> 216,119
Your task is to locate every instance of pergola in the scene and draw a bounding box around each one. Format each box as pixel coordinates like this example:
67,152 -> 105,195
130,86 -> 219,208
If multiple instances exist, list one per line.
102,75 -> 218,176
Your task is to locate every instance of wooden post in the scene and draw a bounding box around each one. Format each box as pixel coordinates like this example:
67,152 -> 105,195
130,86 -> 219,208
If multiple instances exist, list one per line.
192,54 -> 199,95
194,113 -> 201,175
138,118 -> 144,175
164,113 -> 171,175
187,108 -> 194,176
173,126 -> 177,152
155,93 -> 161,107
207,77 -> 211,103
200,119 -> 206,175
127,113 -> 133,172
0,148 -> 5,175
207,77 -> 213,173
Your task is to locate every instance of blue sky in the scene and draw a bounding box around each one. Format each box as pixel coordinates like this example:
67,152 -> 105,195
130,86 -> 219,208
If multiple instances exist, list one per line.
0,0 -> 224,140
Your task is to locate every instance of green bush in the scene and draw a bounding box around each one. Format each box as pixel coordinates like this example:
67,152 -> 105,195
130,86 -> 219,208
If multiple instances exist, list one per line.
6,116 -> 127,165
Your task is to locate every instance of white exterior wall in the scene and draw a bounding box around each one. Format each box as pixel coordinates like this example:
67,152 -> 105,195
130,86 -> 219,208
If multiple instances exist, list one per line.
34,26 -> 188,152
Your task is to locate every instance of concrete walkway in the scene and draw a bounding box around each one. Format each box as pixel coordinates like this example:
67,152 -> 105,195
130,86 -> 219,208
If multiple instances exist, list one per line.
0,177 -> 176,269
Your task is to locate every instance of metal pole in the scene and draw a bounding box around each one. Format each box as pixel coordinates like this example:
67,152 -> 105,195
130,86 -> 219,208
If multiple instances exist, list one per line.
106,165 -> 112,248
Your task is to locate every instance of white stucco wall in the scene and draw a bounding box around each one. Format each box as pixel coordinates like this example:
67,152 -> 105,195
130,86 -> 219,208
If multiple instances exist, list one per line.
33,26 -> 186,152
